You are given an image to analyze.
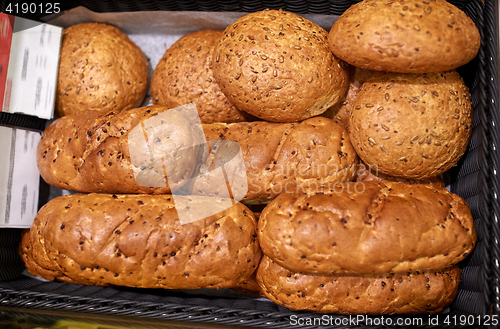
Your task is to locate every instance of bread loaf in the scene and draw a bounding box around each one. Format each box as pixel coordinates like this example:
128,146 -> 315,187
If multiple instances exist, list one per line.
151,30 -> 254,124
56,23 -> 149,117
20,193 -> 261,289
258,181 -> 476,275
37,106 -> 357,200
328,0 -> 480,73
349,71 -> 472,179
257,256 -> 460,314
212,9 -> 349,122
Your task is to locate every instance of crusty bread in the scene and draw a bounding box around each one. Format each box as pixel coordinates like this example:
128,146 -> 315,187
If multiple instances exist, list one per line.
37,105 -> 198,194
151,30 -> 254,124
199,116 -> 358,202
56,23 -> 149,117
212,9 -> 349,122
38,106 -> 357,200
257,256 -> 460,314
349,71 -> 472,179
356,162 -> 445,187
20,193 -> 261,289
328,0 -> 480,73
258,181 -> 476,275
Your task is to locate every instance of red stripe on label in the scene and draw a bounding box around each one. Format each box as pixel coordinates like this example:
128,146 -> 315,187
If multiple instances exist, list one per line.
0,14 -> 15,111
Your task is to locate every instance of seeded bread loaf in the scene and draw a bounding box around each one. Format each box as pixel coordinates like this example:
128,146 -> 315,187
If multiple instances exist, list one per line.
20,193 -> 261,289
212,9 -> 349,122
37,106 -> 357,199
56,23 -> 149,117
328,0 -> 480,73
258,181 -> 476,275
349,71 -> 472,179
257,256 -> 460,314
37,105 -> 198,194
151,30 -> 254,124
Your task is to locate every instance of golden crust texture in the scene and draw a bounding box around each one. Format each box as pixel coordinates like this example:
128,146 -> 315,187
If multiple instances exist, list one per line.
199,117 -> 358,201
349,71 -> 472,179
322,67 -> 373,131
38,108 -> 357,199
56,23 -> 149,117
212,9 -> 349,122
37,105 -> 199,194
151,30 -> 254,124
20,193 -> 261,289
356,162 -> 445,187
257,256 -> 460,314
258,181 -> 476,275
328,0 -> 480,73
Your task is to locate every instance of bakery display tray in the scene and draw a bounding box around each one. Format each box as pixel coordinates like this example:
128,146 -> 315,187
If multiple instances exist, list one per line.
0,0 -> 498,327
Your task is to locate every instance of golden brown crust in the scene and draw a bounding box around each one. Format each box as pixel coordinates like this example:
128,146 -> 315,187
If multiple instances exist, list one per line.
212,9 -> 349,122
38,109 -> 358,199
151,30 -> 254,124
323,67 -> 373,131
257,256 -> 460,314
20,193 -> 261,289
199,117 -> 358,201
356,163 -> 445,187
258,181 -> 476,275
37,105 -> 198,194
349,71 -> 472,179
233,271 -> 265,296
328,0 -> 480,73
56,23 -> 149,117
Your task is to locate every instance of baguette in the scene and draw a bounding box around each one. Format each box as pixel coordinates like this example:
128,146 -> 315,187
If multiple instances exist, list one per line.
257,255 -> 460,314
37,105 -> 358,200
258,181 -> 476,274
20,193 -> 261,289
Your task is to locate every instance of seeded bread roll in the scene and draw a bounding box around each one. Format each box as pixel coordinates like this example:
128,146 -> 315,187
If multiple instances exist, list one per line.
151,30 -> 254,124
20,193 -> 261,289
328,0 -> 480,73
56,23 -> 149,117
350,71 -> 472,179
37,106 -> 357,200
212,9 -> 349,123
356,163 -> 445,187
257,256 -> 460,315
258,181 -> 476,275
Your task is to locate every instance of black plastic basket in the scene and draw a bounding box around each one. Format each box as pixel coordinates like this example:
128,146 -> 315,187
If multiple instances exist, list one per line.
0,0 -> 498,328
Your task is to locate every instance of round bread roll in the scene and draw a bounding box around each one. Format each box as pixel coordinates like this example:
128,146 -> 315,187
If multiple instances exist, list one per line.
212,9 -> 349,123
350,71 -> 472,179
356,162 -> 445,187
257,256 -> 460,315
151,30 -> 254,124
56,23 -> 149,117
329,0 -> 480,73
